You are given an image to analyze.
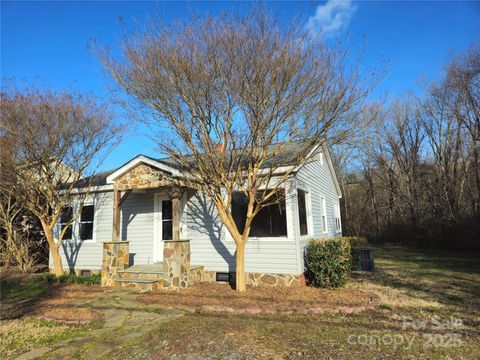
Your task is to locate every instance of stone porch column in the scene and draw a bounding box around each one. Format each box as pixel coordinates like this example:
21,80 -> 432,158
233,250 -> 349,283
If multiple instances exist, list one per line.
163,240 -> 190,289
101,241 -> 129,286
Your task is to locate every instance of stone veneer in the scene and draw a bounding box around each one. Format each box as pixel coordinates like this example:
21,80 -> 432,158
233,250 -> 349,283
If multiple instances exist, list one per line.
203,270 -> 304,288
163,240 -> 191,289
188,266 -> 204,286
101,241 -> 129,287
101,239 -> 305,290
115,163 -> 172,191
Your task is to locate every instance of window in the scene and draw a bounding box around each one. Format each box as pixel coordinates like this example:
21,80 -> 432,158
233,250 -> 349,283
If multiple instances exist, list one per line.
79,205 -> 94,240
297,189 -> 309,236
59,206 -> 73,240
162,200 -> 173,240
232,191 -> 287,237
334,202 -> 342,232
320,196 -> 328,233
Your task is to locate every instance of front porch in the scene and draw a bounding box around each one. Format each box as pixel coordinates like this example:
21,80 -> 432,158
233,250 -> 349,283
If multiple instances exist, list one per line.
101,157 -> 201,291
101,240 -> 206,291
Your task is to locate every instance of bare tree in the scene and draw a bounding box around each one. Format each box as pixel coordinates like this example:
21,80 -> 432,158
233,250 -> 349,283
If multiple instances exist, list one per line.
338,43 -> 479,250
0,84 -> 121,275
97,10 -> 375,291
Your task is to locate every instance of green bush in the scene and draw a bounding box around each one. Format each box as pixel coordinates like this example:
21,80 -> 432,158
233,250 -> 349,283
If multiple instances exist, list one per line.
305,237 -> 352,288
32,272 -> 57,283
73,274 -> 101,285
32,272 -> 100,285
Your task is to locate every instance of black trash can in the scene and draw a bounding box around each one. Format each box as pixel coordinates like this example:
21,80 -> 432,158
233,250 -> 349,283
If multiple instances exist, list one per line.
358,247 -> 375,271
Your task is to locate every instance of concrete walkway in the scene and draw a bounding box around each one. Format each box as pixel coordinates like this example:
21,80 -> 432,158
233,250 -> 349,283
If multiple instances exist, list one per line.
15,288 -> 184,360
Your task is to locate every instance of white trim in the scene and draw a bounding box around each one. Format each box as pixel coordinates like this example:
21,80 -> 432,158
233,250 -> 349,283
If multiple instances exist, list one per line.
153,193 -> 164,263
297,187 -> 313,237
334,201 -> 342,233
320,194 -> 328,234
55,197 -> 97,244
78,202 -> 97,243
68,184 -> 114,194
106,155 -> 184,184
321,143 -> 342,198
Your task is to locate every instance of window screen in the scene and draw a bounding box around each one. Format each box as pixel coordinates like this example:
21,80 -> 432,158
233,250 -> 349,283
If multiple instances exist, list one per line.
232,191 -> 287,237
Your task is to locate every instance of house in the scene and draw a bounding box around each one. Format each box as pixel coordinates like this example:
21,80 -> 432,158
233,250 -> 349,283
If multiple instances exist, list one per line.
50,141 -> 342,290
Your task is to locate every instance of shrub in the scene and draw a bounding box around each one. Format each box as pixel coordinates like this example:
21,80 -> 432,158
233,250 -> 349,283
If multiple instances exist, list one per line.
32,272 -> 56,283
32,272 -> 100,285
305,237 -> 352,288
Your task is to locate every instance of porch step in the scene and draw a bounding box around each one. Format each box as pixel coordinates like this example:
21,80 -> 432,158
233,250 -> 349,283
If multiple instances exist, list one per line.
121,264 -> 164,274
113,278 -> 159,283
112,277 -> 163,292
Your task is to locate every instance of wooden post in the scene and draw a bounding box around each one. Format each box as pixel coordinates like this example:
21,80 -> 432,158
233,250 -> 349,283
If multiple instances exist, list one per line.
112,188 -> 121,241
172,188 -> 181,241
112,187 -> 132,242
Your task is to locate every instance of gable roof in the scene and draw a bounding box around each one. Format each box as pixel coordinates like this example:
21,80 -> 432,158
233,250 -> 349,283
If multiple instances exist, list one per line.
74,140 -> 341,191
105,154 -> 184,184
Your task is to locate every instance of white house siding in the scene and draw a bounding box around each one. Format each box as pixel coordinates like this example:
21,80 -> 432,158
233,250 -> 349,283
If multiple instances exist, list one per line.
51,152 -> 340,275
50,191 -> 113,271
294,151 -> 342,271
184,190 -> 300,275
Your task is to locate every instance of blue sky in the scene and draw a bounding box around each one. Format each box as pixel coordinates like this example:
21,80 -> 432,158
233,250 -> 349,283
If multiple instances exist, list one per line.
2,1 -> 479,171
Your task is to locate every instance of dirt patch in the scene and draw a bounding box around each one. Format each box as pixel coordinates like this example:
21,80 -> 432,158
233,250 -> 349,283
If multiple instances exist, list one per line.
138,283 -> 380,315
32,284 -> 103,324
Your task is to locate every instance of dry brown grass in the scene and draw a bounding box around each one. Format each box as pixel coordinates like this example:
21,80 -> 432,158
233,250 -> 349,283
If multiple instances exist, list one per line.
0,317 -> 75,358
32,285 -> 103,323
138,282 -> 379,312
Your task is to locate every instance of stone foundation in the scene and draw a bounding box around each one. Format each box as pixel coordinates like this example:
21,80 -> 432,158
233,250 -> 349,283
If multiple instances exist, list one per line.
100,239 -> 304,290
101,241 -> 129,287
188,266 -> 204,285
162,240 -> 191,289
202,270 -> 303,288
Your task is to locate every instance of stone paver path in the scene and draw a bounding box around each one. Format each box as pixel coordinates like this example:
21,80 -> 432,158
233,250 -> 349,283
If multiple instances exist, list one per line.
15,288 -> 184,360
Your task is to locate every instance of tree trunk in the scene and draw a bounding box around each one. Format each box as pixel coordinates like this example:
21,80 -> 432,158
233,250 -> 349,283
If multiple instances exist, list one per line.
235,241 -> 246,292
42,222 -> 64,276
50,245 -> 64,276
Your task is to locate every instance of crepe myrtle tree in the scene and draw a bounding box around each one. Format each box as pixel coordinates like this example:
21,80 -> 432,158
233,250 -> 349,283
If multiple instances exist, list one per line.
97,10 -> 377,291
0,83 -> 121,276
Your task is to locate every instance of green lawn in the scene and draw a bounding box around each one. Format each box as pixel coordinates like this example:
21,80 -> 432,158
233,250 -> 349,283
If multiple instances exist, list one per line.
111,246 -> 480,359
0,275 -> 87,358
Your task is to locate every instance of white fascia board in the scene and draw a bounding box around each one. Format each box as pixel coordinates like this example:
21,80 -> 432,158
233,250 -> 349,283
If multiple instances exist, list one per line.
322,143 -> 342,198
62,184 -> 114,195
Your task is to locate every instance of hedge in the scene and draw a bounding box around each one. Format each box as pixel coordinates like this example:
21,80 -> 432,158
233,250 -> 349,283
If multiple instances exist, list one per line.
305,236 -> 367,288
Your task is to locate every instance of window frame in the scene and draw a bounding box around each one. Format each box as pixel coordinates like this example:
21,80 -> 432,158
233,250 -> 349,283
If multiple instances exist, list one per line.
225,186 -> 295,242
59,206 -> 73,241
56,198 -> 97,244
78,203 -> 96,242
320,195 -> 328,234
334,201 -> 342,233
297,187 -> 313,237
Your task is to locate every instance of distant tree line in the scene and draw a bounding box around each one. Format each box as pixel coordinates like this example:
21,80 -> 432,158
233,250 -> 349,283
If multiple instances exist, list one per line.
336,45 -> 479,250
